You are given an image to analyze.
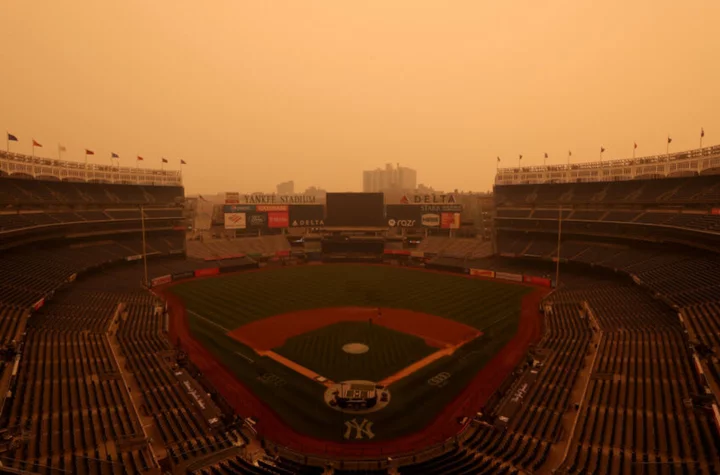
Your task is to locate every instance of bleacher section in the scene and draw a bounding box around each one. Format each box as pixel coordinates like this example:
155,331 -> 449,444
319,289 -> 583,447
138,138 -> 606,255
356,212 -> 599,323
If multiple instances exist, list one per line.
186,235 -> 290,260
0,176 -> 183,205
491,171 -> 720,473
494,175 -> 720,206
415,237 -> 492,258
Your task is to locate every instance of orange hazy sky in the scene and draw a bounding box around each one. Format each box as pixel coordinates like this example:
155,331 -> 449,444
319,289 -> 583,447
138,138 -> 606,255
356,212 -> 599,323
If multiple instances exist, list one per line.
1,0 -> 719,195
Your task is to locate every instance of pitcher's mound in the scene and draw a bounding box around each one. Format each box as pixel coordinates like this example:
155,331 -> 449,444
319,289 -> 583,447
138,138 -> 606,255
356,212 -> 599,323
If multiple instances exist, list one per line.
342,343 -> 370,354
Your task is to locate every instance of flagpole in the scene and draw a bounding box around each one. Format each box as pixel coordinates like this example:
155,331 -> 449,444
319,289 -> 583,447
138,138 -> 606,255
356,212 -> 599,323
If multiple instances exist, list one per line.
632,146 -> 635,160
700,129 -> 703,149
5,133 -> 8,153
666,136 -> 670,155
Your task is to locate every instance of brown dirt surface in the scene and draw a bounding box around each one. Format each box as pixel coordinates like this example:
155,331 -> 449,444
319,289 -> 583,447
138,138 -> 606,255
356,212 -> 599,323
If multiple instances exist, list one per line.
227,306 -> 481,351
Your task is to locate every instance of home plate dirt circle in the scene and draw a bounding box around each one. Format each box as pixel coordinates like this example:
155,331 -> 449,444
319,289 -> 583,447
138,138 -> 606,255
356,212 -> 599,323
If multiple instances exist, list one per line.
324,380 -> 391,414
342,343 -> 370,354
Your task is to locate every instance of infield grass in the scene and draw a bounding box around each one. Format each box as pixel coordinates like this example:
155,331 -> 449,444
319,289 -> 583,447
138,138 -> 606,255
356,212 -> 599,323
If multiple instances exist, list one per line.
274,321 -> 437,382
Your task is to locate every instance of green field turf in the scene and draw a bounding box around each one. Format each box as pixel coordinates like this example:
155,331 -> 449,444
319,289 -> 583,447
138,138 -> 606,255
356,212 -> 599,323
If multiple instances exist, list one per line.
171,264 -> 530,331
274,321 -> 437,382
170,264 -> 534,442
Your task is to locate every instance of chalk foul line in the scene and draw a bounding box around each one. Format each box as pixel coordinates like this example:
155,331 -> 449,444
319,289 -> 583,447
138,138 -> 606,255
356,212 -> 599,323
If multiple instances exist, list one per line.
186,309 -> 231,333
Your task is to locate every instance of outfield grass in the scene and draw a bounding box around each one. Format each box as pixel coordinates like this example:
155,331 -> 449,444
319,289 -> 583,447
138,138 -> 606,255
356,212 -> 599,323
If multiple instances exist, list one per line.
170,264 -> 531,331
170,264 -> 534,442
274,321 -> 437,382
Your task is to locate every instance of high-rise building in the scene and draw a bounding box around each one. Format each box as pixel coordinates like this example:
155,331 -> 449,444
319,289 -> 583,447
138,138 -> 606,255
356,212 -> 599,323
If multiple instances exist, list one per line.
362,163 -> 417,192
276,180 -> 295,195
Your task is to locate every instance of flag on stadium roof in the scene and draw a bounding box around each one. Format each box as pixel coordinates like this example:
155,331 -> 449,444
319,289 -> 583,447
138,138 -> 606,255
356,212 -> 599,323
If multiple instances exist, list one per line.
600,147 -> 605,153
496,156 -> 500,162
7,133 -> 18,142
667,136 -> 672,144
544,153 -> 548,158
162,157 -> 168,163
59,144 -> 67,152
568,150 -> 572,156
519,154 -> 523,159
180,159 -> 187,165
137,156 -> 144,161
85,149 -> 94,155
701,128 -> 705,138
32,139 -> 42,147
634,142 -> 637,149
111,153 -> 119,158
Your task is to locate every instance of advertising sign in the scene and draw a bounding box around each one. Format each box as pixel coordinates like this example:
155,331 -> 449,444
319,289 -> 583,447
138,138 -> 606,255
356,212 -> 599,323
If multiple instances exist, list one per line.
387,218 -> 417,227
151,275 -> 172,286
470,268 -> 495,278
400,193 -> 457,204
243,194 -> 316,204
421,213 -> 440,227
268,211 -> 289,228
289,205 -> 325,227
441,212 -> 460,229
224,204 -> 255,213
523,275 -> 552,287
495,271 -> 523,282
194,267 -> 220,277
225,192 -> 240,204
419,204 -> 463,213
712,208 -> 720,216
224,212 -> 247,229
256,205 -> 289,212
247,213 -> 268,228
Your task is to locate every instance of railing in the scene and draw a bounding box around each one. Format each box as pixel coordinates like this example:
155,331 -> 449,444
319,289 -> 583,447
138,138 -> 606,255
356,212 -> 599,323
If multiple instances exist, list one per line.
0,150 -> 182,186
496,144 -> 720,185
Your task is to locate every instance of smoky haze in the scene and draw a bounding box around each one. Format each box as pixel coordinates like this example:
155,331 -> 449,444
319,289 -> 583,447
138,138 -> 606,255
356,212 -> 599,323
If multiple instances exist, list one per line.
1,0 -> 719,195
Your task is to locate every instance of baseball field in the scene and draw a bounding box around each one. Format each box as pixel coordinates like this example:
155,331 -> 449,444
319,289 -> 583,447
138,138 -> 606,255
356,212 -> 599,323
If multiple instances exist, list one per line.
161,263 -> 546,456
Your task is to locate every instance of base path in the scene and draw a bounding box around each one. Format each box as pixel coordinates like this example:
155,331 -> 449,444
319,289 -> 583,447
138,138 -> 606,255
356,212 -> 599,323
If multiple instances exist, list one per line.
227,306 -> 481,351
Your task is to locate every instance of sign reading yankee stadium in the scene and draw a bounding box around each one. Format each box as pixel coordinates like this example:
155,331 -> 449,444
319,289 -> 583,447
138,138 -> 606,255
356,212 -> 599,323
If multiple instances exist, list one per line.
243,194 -> 317,204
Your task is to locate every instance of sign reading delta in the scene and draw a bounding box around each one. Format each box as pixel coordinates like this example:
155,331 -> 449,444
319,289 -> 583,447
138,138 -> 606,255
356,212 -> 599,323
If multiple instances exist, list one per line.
400,193 -> 457,204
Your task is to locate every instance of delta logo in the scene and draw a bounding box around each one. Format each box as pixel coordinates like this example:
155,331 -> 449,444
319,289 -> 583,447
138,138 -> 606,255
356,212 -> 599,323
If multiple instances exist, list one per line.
401,194 -> 457,204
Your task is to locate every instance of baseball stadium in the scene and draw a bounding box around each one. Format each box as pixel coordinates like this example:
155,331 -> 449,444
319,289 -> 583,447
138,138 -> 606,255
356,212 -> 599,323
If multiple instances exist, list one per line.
1,144 -> 720,475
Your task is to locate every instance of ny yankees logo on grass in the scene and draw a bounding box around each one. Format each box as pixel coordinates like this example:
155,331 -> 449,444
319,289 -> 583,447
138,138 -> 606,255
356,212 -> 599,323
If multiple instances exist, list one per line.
344,418 -> 375,440
427,372 -> 451,387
